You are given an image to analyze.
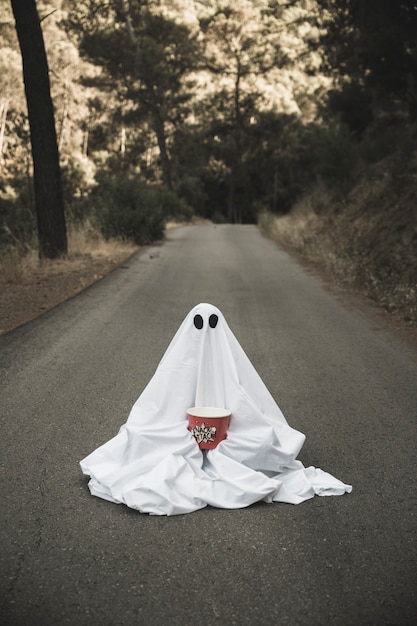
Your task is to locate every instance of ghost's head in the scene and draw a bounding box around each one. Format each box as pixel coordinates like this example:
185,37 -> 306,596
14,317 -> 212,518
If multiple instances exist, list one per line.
159,303 -> 239,408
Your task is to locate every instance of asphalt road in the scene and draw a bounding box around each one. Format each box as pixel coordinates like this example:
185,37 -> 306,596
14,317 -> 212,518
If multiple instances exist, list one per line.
1,224 -> 416,625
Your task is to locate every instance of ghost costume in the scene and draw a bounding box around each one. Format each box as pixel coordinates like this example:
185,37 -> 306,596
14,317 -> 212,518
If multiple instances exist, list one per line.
80,303 -> 352,515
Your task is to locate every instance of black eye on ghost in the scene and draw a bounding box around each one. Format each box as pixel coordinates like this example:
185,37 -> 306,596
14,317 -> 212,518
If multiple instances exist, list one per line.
193,314 -> 218,329
194,314 -> 204,329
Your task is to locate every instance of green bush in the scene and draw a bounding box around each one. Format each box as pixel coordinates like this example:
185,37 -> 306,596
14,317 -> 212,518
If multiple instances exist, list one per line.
359,125 -> 404,164
93,166 -> 193,244
155,186 -> 194,223
327,83 -> 373,137
0,177 -> 36,247
95,178 -> 165,244
314,125 -> 359,192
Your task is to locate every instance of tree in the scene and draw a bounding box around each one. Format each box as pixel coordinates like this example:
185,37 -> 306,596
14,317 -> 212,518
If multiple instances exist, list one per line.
197,1 -> 296,222
11,0 -> 67,258
317,1 -> 417,125
67,0 -> 201,190
126,11 -> 200,190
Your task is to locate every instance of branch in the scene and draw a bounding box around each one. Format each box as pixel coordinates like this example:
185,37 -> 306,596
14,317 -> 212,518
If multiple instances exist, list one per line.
120,0 -> 136,45
39,9 -> 57,24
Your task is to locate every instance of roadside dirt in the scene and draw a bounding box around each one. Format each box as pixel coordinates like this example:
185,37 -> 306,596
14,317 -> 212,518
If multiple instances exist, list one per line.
0,250 -> 137,336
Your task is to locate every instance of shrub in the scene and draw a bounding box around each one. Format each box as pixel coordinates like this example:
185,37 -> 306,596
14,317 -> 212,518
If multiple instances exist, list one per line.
96,178 -> 165,244
155,186 -> 194,223
93,166 -> 193,244
314,125 -> 359,192
359,125 -> 404,164
0,178 -> 36,247
327,83 -> 373,137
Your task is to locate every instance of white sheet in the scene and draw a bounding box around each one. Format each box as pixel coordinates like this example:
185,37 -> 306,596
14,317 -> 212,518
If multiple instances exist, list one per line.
80,303 -> 352,515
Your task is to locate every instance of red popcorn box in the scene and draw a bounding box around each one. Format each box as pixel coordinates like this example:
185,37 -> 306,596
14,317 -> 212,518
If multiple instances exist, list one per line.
187,407 -> 231,450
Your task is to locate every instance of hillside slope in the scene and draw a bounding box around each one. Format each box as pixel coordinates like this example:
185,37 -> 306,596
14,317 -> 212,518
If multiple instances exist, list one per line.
260,147 -> 417,324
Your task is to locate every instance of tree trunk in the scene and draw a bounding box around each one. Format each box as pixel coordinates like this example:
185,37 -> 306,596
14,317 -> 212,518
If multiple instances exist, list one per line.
120,0 -> 137,45
121,1 -> 173,190
11,0 -> 67,259
153,109 -> 173,190
228,64 -> 242,223
0,98 -> 9,172
57,75 -> 69,153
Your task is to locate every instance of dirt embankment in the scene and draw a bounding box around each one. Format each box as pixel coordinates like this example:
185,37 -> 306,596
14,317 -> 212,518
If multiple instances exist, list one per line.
0,233 -> 138,336
0,222 -> 191,336
260,154 -> 417,326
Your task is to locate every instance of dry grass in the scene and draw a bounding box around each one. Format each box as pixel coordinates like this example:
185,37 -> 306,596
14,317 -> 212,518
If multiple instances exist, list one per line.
0,220 -> 138,285
259,189 -> 322,251
259,169 -> 417,325
0,221 -> 139,335
0,219 -> 201,335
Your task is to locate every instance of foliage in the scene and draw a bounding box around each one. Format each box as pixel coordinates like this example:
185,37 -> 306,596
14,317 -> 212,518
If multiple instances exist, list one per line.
0,177 -> 37,247
313,124 -> 359,193
92,162 -> 193,244
65,0 -> 202,190
317,0 -> 417,125
326,82 -> 373,137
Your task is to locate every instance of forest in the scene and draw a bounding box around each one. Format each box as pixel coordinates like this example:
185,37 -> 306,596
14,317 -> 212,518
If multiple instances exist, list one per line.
1,0 -> 416,322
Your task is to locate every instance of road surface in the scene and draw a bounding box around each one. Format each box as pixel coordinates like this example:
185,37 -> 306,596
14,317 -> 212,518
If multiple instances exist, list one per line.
1,224 -> 416,625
